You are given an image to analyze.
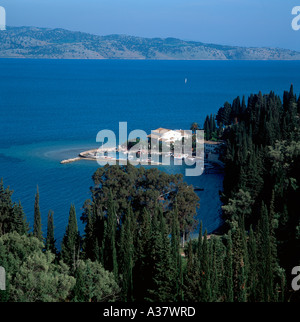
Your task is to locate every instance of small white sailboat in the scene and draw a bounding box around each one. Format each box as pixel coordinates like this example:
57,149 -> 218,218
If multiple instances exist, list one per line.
185,78 -> 188,84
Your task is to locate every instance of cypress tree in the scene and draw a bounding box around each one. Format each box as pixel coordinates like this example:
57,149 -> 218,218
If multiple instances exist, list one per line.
146,207 -> 173,301
248,226 -> 258,302
186,240 -> 194,276
94,205 -> 105,263
61,204 -> 80,272
45,210 -> 56,254
171,206 -> 183,301
72,265 -> 86,302
257,202 -> 274,301
158,207 -> 174,301
0,180 -> 13,236
209,237 -> 219,301
119,207 -> 134,302
33,186 -> 43,241
239,214 -> 249,288
224,231 -> 234,302
145,208 -> 162,301
83,211 -> 95,260
0,180 -> 29,236
204,115 -> 211,141
197,221 -> 203,261
183,240 -> 201,301
228,217 -> 249,302
133,208 -> 152,300
269,190 -> 278,276
102,191 -> 118,280
200,229 -> 211,301
213,114 -> 217,132
13,201 -> 29,236
237,265 -> 247,302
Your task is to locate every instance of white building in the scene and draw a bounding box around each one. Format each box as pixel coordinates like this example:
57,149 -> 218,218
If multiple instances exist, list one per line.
147,128 -> 192,143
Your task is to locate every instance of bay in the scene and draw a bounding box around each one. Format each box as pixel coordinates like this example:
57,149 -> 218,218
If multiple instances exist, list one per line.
0,59 -> 299,243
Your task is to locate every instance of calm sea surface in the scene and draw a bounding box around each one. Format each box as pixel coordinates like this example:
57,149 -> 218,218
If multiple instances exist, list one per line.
0,59 -> 300,243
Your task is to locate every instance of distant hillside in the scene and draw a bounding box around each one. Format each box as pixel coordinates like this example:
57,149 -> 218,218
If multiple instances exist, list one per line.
1,26 -> 300,60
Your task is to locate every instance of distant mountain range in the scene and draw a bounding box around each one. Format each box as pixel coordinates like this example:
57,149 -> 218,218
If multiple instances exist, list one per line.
1,26 -> 300,60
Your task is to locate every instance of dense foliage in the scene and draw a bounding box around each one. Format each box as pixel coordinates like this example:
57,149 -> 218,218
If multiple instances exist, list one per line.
216,85 -> 300,301
0,87 -> 299,302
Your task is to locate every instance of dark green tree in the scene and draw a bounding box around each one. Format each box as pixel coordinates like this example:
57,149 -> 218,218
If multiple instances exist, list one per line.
119,207 -> 134,302
85,165 -> 199,238
0,180 -> 28,236
257,202 -> 274,302
102,192 -> 118,280
216,101 -> 232,126
183,240 -> 201,301
133,208 -> 152,300
200,230 -> 211,302
33,186 -> 43,241
171,205 -> 183,301
248,226 -> 258,302
223,231 -> 234,302
61,204 -> 80,272
146,207 -> 174,301
204,115 -> 211,141
45,210 -> 56,254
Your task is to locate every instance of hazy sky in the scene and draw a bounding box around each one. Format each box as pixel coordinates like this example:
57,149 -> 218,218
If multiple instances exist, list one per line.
2,0 -> 300,51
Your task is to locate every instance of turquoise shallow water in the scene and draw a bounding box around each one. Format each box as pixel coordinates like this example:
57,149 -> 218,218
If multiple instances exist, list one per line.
0,59 -> 300,243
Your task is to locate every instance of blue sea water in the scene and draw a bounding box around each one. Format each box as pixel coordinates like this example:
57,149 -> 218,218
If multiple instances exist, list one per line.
0,59 -> 300,243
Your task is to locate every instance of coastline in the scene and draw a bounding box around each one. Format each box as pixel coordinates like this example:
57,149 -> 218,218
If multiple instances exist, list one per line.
60,147 -> 208,167
59,146 -> 224,180
60,148 -> 163,165
59,145 -> 225,237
